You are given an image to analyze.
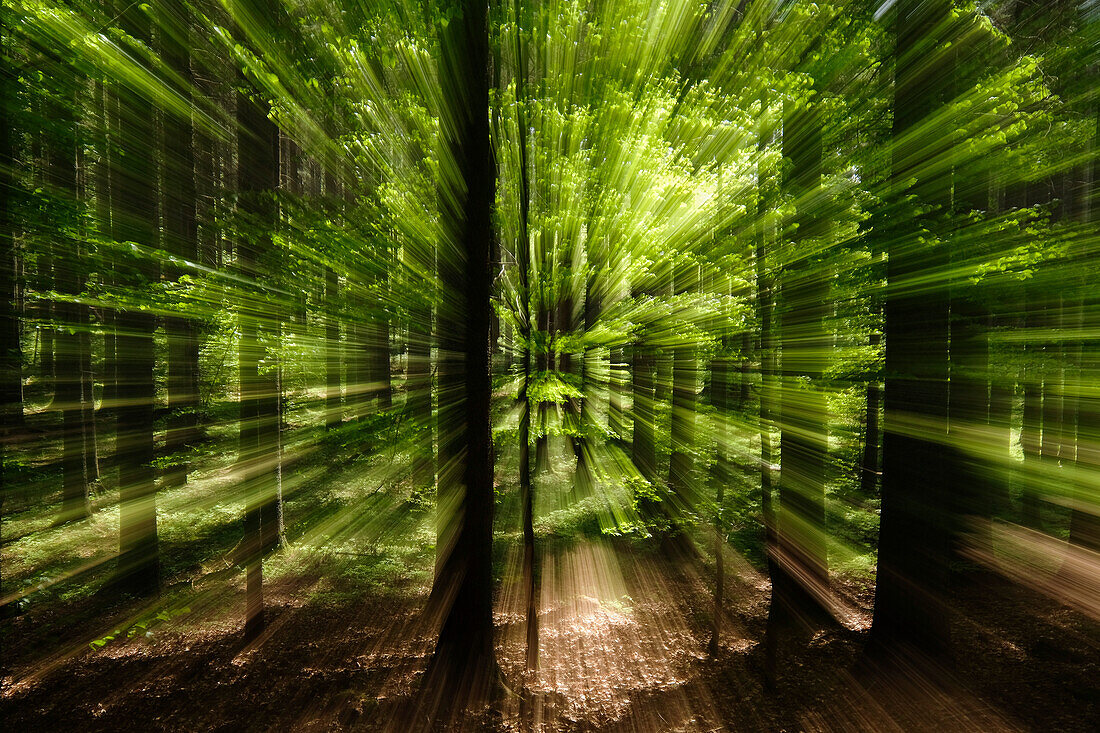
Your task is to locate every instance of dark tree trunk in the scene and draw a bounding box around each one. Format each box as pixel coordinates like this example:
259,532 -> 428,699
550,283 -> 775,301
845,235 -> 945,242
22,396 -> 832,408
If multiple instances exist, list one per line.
1,24 -> 24,610
369,310 -> 391,410
79,327 -> 98,484
94,71 -> 119,478
871,0 -> 954,660
631,326 -> 658,529
947,298 -> 992,555
609,347 -> 624,442
1069,109 -> 1099,551
423,0 -> 497,713
765,87 -> 833,681
348,313 -> 369,420
48,86 -> 90,525
988,368 -> 1013,518
708,320 -> 732,656
162,0 -> 199,488
755,90 -> 782,687
513,15 -> 537,671
112,2 -> 160,595
325,266 -> 341,430
1040,302 -> 1065,470
235,4 -> 281,637
405,292 -> 432,482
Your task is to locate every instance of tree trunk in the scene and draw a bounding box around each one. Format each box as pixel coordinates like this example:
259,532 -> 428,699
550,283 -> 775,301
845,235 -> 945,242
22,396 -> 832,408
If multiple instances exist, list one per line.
236,5 -> 281,637
1,24 -> 25,610
423,0 -> 497,713
112,2 -> 160,594
325,266 -> 341,429
765,87 -> 833,680
162,0 -> 199,488
859,334 -> 881,498
369,310 -> 391,410
79,326 -> 98,484
756,99 -> 781,688
513,15 -> 537,671
668,266 -> 698,544
48,86 -> 89,524
871,0 -> 954,660
1068,108 -> 1099,551
1021,331 -> 1043,528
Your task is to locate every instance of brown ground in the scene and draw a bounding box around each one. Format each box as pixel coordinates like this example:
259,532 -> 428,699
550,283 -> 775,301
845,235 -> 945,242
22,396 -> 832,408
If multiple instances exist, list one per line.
2,538 -> 1098,732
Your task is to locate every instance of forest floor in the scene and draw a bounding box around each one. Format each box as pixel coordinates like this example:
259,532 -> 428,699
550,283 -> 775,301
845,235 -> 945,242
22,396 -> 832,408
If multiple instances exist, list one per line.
2,407 -> 1097,730
2,532 -> 1098,731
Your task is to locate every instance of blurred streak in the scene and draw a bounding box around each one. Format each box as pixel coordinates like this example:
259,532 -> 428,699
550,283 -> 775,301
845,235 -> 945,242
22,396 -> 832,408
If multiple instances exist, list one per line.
963,520 -> 1100,622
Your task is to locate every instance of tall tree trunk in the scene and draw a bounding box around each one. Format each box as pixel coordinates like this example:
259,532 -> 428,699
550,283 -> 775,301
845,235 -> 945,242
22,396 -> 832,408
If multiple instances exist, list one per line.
631,318 -> 658,525
947,297 -> 992,554
708,304 -> 732,657
1068,108 -> 1099,551
98,62 -> 121,478
348,312 -> 369,420
668,266 -> 698,546
609,347 -> 624,442
369,310 -> 391,410
756,91 -> 780,687
162,0 -> 199,488
988,366 -> 1013,517
235,3 -> 281,637
79,327 -> 98,484
513,5 -> 537,671
765,85 -> 833,680
0,22 -> 24,610
871,0 -> 954,660
424,0 -> 497,712
111,1 -> 160,595
48,86 -> 89,524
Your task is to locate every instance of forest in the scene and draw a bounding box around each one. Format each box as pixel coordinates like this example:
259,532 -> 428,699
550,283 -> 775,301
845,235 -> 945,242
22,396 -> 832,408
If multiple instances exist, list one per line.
0,0 -> 1098,730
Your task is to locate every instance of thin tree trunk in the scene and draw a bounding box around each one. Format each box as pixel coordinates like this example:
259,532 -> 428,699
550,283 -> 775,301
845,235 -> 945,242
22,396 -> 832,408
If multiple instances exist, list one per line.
49,87 -> 89,524
162,0 -> 199,488
1021,333 -> 1043,528
79,327 -> 97,484
0,26 -> 20,609
112,1 -> 159,594
325,265 -> 341,429
859,334 -> 881,498
236,5 -> 281,637
668,266 -> 698,546
513,3 -> 537,671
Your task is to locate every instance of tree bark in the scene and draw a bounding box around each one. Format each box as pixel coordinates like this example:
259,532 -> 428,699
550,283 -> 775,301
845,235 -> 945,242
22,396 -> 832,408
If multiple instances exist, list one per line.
48,84 -> 89,524
235,2 -> 281,637
765,85 -> 834,680
871,0 -> 955,659
162,0 -> 199,488
325,265 -> 341,429
112,2 -> 160,595
423,0 -> 497,713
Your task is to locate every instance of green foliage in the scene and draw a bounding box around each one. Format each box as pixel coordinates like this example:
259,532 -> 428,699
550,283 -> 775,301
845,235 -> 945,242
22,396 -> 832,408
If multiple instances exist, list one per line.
89,606 -> 191,650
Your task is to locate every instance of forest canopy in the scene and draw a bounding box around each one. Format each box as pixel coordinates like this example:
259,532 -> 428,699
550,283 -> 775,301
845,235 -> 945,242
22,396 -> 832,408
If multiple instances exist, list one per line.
1,0 -> 1098,730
